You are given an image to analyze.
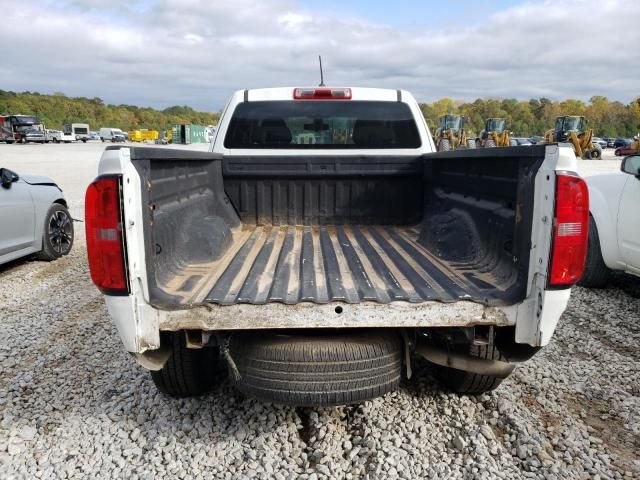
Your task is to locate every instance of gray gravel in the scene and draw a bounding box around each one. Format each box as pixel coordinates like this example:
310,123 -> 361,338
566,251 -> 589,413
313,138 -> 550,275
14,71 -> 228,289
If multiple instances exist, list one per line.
1,143 -> 639,479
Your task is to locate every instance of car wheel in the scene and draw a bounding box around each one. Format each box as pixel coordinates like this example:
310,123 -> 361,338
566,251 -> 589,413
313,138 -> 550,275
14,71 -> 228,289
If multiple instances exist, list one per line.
230,330 -> 402,406
150,332 -> 222,397
578,216 -> 610,288
35,204 -> 74,261
615,149 -> 621,156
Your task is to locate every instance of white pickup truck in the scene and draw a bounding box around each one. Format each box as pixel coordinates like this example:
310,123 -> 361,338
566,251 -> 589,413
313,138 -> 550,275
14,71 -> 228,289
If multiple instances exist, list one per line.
580,154 -> 640,286
85,87 -> 589,406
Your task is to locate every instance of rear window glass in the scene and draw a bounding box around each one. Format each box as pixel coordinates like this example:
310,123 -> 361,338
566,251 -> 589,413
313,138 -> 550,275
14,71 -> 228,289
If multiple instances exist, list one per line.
224,101 -> 421,149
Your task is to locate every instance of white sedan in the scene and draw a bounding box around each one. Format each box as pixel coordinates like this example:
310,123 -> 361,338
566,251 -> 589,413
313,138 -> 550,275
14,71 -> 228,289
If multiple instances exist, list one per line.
0,167 -> 74,266
581,154 -> 640,286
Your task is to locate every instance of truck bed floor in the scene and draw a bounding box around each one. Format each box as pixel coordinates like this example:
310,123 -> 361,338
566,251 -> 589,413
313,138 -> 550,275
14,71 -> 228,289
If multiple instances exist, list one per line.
180,225 -> 507,306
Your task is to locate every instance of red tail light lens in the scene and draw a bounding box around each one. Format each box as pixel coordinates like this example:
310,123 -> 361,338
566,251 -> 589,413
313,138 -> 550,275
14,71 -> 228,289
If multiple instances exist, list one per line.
85,176 -> 129,295
549,172 -> 589,287
293,87 -> 352,100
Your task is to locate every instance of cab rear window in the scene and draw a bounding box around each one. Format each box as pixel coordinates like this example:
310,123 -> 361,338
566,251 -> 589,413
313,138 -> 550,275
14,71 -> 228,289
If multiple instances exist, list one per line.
224,101 -> 421,149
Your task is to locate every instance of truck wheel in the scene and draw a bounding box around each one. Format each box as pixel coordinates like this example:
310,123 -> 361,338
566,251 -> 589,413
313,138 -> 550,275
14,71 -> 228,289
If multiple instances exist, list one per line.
81,139 -> 87,143
150,332 -> 221,397
433,343 -> 509,394
35,204 -> 74,261
440,139 -> 451,151
229,330 -> 402,406
578,216 -> 610,288
591,145 -> 602,159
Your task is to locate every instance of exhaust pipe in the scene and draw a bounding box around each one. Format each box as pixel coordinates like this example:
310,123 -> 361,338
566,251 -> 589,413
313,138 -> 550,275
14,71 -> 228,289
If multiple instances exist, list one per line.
415,344 -> 514,378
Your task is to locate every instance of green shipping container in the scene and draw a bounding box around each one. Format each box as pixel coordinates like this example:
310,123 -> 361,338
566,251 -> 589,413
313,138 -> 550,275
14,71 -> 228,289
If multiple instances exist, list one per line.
189,124 -> 207,144
171,124 -> 207,144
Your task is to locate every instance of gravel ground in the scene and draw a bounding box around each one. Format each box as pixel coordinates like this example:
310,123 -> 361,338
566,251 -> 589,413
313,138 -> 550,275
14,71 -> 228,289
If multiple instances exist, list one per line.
1,143 -> 639,479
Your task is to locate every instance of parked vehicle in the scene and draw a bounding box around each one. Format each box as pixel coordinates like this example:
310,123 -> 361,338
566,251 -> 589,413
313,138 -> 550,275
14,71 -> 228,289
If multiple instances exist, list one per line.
129,129 -> 159,143
542,116 -> 602,159
86,86 -> 588,406
22,128 -> 46,143
434,114 -> 468,151
592,137 -> 607,149
46,129 -> 75,143
0,115 -> 44,143
89,131 -> 101,141
99,128 -> 126,142
580,154 -> 640,286
513,137 -> 532,146
615,145 -> 637,156
63,123 -> 90,142
0,167 -> 73,266
613,138 -> 631,148
475,118 -> 516,148
529,135 -> 545,145
603,137 -> 615,148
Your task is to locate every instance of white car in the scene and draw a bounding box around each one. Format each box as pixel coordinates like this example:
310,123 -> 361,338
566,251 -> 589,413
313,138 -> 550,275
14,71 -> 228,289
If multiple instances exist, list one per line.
580,154 -> 640,286
0,167 -> 74,266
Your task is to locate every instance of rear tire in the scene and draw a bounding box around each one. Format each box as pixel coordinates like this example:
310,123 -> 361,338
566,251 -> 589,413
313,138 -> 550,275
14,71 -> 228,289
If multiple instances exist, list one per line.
591,144 -> 602,159
150,332 -> 221,397
578,216 -> 611,288
230,330 -> 402,406
439,139 -> 451,151
433,343 -> 509,394
34,204 -> 74,261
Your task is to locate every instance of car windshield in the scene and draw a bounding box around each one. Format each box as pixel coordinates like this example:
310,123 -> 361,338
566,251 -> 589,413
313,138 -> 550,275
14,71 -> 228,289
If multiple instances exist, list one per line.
561,117 -> 582,131
12,116 -> 40,126
486,119 -> 505,133
441,115 -> 462,131
225,101 -> 421,149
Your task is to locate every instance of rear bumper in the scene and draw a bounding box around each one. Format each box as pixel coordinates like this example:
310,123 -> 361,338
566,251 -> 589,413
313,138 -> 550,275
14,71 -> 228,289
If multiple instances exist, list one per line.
106,294 -> 514,353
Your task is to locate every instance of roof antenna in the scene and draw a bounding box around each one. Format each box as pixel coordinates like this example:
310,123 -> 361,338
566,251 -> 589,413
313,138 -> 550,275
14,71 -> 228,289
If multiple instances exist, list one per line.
318,55 -> 325,87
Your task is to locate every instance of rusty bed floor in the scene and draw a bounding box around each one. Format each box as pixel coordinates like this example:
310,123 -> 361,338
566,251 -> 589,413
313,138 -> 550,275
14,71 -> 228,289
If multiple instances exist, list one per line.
172,225 -> 507,306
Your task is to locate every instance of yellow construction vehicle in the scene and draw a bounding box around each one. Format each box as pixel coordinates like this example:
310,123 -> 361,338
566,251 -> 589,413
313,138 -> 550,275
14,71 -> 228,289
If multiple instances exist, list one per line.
544,116 -> 602,159
434,114 -> 468,151
129,129 -> 160,143
475,118 -> 516,148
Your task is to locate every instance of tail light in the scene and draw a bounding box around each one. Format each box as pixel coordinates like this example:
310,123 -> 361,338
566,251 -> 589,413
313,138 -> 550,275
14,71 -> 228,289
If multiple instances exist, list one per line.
548,172 -> 589,287
85,176 -> 129,295
293,87 -> 352,100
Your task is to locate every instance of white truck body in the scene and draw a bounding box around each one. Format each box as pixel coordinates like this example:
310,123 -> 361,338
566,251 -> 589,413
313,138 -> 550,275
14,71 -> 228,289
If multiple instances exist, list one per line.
87,87 -> 587,404
586,156 -> 640,276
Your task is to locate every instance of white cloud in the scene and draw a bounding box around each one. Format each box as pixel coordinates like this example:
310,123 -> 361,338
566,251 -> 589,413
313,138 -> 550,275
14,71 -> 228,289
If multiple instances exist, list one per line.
0,0 -> 638,110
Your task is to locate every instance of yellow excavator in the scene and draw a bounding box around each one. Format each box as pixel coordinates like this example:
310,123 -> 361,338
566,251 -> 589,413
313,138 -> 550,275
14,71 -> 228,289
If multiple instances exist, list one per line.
544,116 -> 602,159
475,118 -> 516,148
434,114 -> 468,151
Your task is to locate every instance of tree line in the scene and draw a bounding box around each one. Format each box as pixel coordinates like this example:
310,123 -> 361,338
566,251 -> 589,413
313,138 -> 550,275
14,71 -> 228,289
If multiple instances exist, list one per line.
2,90 -> 639,138
0,90 -> 220,132
419,96 -> 640,138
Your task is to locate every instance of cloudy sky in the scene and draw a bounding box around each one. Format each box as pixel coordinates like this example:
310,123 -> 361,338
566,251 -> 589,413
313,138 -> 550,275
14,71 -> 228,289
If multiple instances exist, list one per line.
1,0 -> 638,111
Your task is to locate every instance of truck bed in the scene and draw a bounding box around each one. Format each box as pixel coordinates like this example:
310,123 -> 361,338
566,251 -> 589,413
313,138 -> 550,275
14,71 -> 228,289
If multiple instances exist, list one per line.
167,224 -> 505,306
130,148 -> 545,309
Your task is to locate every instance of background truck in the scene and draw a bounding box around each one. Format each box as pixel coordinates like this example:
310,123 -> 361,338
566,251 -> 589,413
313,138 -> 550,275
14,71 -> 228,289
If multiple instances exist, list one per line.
45,129 -> 75,143
580,154 -> 640,286
99,127 -> 126,142
0,115 -> 43,143
86,86 -> 589,407
63,123 -> 90,142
